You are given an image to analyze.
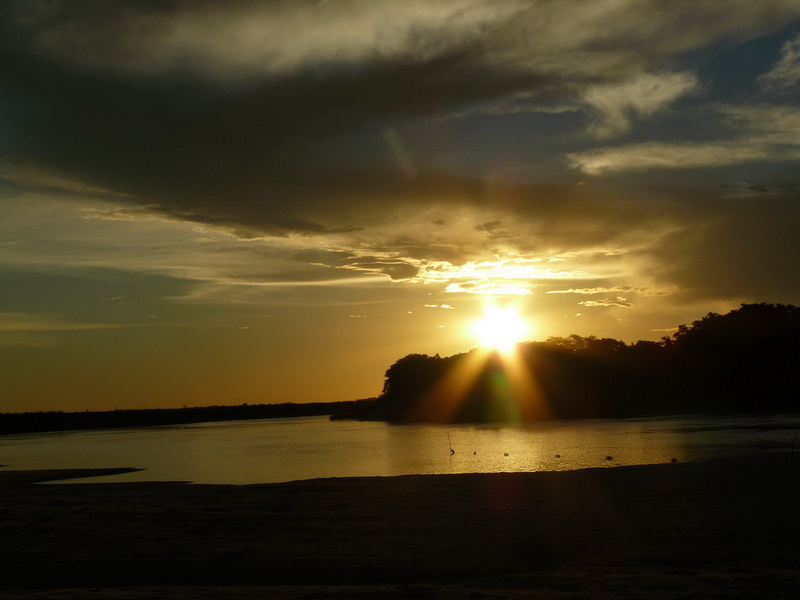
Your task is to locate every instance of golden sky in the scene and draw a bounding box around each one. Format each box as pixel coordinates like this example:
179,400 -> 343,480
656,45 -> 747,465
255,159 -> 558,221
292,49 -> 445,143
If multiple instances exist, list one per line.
1,1 -> 800,411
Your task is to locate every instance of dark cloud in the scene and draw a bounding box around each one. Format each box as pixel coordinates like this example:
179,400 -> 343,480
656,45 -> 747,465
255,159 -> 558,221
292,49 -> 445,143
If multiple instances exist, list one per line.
344,260 -> 420,281
474,220 -> 503,232
0,2 -> 542,220
643,196 -> 800,301
88,205 -> 363,238
3,0 -> 799,226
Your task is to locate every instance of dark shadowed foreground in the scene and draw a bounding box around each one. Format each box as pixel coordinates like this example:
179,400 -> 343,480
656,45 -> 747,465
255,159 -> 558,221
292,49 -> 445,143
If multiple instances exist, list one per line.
1,459 -> 799,599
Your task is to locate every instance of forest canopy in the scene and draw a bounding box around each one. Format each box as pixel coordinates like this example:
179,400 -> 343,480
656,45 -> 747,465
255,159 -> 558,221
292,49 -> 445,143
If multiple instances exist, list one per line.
359,303 -> 800,423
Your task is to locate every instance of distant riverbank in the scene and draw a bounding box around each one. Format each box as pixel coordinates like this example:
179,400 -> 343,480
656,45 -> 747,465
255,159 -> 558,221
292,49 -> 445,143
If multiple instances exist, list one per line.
0,399 -> 375,436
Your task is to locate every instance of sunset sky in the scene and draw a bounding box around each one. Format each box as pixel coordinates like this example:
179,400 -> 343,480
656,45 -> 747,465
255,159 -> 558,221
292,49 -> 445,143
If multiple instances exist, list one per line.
2,1 -> 800,412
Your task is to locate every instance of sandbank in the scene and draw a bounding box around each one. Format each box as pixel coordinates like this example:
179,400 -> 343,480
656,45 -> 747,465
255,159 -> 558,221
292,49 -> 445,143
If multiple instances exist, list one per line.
1,459 -> 798,598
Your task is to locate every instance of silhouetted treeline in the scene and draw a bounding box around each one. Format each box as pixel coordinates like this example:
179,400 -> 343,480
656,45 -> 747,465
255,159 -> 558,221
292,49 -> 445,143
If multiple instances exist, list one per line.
0,400 -> 376,436
358,303 -> 800,423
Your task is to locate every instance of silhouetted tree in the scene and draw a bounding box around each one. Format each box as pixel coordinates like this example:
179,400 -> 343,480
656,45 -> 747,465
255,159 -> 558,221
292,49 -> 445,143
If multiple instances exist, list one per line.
361,303 -> 800,423
381,354 -> 445,399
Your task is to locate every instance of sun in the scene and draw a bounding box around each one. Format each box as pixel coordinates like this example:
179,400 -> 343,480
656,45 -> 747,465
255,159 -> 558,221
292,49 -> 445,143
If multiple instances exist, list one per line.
471,305 -> 530,352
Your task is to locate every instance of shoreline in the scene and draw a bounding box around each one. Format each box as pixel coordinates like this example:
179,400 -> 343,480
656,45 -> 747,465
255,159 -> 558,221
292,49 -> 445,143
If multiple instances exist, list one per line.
2,459 -> 799,598
0,467 -> 144,485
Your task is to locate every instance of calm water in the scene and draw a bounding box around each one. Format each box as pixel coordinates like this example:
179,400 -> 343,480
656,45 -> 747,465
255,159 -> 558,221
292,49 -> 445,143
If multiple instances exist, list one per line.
1,414 -> 798,484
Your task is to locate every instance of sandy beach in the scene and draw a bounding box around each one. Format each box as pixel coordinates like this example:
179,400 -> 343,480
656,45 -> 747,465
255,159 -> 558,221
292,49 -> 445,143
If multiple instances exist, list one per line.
1,459 -> 799,599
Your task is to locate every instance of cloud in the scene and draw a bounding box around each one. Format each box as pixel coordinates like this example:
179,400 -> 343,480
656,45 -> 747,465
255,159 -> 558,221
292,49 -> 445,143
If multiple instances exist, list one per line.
0,165 -> 746,308
0,312 -> 121,346
547,285 -> 678,297
569,141 -> 773,174
641,196 -> 800,302
579,297 -> 637,308
2,2 -> 800,314
414,258 -> 595,296
0,312 -> 119,332
9,0 -> 524,82
0,162 -> 130,199
341,259 -> 420,281
0,192 -> 374,299
583,71 -> 699,138
85,204 -> 362,239
9,0 -> 795,84
444,282 -> 533,296
760,31 -> 800,89
474,220 -> 504,233
569,105 -> 800,173
2,0 -> 798,225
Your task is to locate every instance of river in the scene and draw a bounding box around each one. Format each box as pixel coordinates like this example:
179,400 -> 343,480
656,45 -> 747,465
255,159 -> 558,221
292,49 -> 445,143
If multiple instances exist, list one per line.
1,414 -> 798,484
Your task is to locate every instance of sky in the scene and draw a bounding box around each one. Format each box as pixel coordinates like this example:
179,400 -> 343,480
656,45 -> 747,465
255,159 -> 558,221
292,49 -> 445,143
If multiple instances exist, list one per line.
1,0 -> 800,413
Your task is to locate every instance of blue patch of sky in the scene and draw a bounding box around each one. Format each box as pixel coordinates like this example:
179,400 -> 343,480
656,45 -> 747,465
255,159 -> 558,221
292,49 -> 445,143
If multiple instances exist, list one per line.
684,20 -> 800,104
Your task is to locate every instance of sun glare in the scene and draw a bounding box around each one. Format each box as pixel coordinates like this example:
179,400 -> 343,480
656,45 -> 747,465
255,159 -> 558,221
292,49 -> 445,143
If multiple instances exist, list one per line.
471,305 -> 530,352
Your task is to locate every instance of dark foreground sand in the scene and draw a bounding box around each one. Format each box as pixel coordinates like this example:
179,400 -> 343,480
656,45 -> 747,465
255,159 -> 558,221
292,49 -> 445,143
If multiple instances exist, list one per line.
1,459 -> 799,599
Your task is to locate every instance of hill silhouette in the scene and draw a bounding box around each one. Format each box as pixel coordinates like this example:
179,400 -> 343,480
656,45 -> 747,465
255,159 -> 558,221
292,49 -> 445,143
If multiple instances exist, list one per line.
357,303 -> 800,423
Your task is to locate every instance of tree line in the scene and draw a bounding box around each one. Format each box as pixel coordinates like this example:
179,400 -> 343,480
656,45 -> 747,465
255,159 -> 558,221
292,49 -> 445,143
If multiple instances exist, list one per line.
358,303 -> 800,423
0,400 -> 375,436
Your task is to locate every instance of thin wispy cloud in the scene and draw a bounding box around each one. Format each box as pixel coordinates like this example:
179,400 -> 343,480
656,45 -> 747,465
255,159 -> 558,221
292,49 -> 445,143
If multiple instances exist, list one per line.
569,105 -> 800,173
0,312 -> 122,347
760,31 -> 800,89
579,297 -> 637,308
0,312 -> 121,333
583,72 -> 699,138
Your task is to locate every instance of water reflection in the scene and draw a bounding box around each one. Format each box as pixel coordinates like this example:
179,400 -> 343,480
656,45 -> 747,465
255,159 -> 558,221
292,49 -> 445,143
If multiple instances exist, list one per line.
0,414 -> 797,484
382,419 -> 695,476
